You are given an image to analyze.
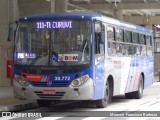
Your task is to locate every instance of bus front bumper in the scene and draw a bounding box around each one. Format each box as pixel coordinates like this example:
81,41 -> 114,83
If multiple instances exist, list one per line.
13,78 -> 94,101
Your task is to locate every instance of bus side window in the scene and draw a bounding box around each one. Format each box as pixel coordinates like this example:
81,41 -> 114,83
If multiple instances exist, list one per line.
140,34 -> 147,56
116,43 -> 126,55
133,45 -> 140,56
126,44 -> 133,56
124,30 -> 132,43
111,42 -> 117,55
115,28 -> 123,42
146,35 -> 152,57
100,25 -> 105,54
94,22 -> 105,54
132,32 -> 139,44
107,26 -> 115,41
107,26 -> 115,55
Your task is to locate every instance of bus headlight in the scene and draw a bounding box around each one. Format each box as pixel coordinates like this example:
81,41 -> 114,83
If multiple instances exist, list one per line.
16,77 -> 30,86
71,75 -> 89,87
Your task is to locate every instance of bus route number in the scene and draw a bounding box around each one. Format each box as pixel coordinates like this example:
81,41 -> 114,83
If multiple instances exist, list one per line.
54,76 -> 70,81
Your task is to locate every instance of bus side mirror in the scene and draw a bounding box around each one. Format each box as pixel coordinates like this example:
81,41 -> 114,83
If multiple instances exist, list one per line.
95,22 -> 102,33
7,27 -> 12,41
7,21 -> 18,41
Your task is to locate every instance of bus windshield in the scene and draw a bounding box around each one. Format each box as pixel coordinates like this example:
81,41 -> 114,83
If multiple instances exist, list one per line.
14,20 -> 92,66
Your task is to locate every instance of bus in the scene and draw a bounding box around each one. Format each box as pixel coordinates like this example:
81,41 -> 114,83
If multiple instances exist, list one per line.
13,12 -> 154,108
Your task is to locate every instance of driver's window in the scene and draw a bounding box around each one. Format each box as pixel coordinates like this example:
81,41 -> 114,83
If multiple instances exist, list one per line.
94,21 -> 105,54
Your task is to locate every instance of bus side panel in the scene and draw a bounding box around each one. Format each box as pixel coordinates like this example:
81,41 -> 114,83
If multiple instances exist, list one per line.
142,57 -> 154,89
125,56 -> 154,93
125,57 -> 140,93
132,57 -> 153,91
120,57 -> 133,94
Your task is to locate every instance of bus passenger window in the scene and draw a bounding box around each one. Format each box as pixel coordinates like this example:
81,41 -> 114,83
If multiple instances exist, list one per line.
146,35 -> 151,46
111,42 -> 116,55
139,34 -> 145,45
147,46 -> 152,57
140,45 -> 147,56
115,28 -> 123,42
116,43 -> 125,55
124,30 -> 132,43
132,32 -> 139,44
133,45 -> 140,56
107,26 -> 115,55
108,41 -> 112,55
100,25 -> 105,54
146,35 -> 152,57
107,26 -> 115,41
126,44 -> 133,55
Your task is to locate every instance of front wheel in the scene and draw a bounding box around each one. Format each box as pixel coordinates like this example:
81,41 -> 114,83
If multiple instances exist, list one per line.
95,80 -> 112,108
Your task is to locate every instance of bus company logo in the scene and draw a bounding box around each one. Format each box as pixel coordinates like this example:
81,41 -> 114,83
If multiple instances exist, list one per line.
58,54 -> 78,61
2,112 -> 11,117
47,80 -> 52,86
52,54 -> 58,62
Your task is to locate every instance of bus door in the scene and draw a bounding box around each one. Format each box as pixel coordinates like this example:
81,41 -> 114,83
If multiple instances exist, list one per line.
93,21 -> 105,100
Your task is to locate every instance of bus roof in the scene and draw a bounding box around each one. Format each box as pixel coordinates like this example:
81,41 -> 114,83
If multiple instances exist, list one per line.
19,12 -> 152,35
19,12 -> 101,21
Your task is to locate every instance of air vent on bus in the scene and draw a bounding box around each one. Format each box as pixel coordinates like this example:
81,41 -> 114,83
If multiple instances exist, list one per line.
30,81 -> 70,87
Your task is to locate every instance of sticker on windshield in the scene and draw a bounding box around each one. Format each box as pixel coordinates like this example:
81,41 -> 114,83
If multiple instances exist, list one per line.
52,54 -> 58,62
52,54 -> 78,62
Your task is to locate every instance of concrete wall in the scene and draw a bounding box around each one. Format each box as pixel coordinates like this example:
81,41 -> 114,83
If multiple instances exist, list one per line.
0,0 -> 11,86
0,0 -> 51,86
18,0 -> 50,17
154,53 -> 160,76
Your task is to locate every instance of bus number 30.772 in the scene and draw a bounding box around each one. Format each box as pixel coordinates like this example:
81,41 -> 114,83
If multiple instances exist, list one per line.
54,76 -> 70,81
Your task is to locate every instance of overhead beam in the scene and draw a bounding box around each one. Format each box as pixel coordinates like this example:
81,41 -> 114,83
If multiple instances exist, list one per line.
105,0 -> 111,4
72,3 -> 160,10
155,0 -> 160,4
67,3 -> 88,10
140,9 -> 152,16
123,15 -> 160,25
123,10 -> 131,16
134,10 -> 144,16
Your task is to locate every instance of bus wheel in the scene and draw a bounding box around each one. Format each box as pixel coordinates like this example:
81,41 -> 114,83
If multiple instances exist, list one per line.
133,75 -> 143,99
37,99 -> 52,107
95,80 -> 112,108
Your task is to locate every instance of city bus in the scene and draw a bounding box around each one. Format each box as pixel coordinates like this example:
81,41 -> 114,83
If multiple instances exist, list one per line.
13,12 -> 154,108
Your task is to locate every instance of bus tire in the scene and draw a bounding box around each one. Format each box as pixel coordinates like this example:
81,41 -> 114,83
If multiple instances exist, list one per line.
133,75 -> 143,99
95,80 -> 112,108
125,92 -> 134,99
37,99 -> 52,107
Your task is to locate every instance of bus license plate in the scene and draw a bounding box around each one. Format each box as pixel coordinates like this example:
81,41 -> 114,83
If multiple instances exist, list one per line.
43,90 -> 56,95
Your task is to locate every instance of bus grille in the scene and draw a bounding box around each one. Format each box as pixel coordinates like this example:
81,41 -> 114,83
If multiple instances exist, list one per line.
30,81 -> 70,87
34,91 -> 65,99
